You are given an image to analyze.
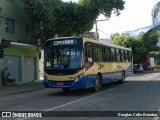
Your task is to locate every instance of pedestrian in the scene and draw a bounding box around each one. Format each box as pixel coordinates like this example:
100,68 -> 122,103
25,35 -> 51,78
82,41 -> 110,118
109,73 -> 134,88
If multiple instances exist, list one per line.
7,73 -> 15,85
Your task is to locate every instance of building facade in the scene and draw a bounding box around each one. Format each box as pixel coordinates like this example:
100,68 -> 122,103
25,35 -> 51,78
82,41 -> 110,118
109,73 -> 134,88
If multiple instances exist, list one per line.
0,0 -> 39,85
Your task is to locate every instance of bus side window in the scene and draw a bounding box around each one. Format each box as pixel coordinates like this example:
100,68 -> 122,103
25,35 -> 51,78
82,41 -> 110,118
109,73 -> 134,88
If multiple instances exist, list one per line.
102,47 -> 110,62
125,50 -> 128,62
85,47 -> 93,70
111,48 -> 115,62
123,50 -> 127,62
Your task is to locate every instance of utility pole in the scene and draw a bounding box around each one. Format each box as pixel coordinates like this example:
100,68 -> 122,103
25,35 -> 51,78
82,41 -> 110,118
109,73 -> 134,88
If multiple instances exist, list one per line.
95,19 -> 109,40
95,20 -> 99,40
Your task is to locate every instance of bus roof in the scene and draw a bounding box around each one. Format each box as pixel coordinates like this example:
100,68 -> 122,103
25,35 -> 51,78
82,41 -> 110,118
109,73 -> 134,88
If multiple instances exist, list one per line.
47,37 -> 132,51
47,37 -> 80,41
84,37 -> 132,51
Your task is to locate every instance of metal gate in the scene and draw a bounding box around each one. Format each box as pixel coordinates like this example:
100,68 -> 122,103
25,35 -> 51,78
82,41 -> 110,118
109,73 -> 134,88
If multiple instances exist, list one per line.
24,57 -> 36,82
3,56 -> 20,82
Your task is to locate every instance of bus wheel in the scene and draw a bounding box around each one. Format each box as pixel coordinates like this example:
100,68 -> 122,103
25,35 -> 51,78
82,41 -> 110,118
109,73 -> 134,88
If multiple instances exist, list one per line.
62,88 -> 70,92
93,75 -> 102,92
120,71 -> 125,84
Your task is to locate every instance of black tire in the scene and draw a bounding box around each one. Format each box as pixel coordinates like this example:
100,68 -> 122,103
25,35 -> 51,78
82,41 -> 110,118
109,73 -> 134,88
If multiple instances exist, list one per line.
93,75 -> 102,92
120,71 -> 125,84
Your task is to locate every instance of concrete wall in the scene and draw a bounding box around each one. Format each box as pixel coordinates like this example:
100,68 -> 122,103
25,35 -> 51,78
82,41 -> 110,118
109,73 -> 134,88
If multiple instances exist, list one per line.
2,44 -> 39,83
0,0 -> 39,85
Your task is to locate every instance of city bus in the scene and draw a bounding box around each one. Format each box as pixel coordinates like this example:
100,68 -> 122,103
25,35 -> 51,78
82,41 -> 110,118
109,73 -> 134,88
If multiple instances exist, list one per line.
43,37 -> 133,92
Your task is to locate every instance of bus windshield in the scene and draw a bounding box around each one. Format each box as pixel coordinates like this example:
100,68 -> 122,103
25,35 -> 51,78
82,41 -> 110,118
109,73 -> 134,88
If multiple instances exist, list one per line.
45,47 -> 83,69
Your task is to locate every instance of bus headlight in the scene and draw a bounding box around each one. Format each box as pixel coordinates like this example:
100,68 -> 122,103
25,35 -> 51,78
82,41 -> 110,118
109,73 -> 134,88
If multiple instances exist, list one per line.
74,74 -> 84,82
74,77 -> 79,82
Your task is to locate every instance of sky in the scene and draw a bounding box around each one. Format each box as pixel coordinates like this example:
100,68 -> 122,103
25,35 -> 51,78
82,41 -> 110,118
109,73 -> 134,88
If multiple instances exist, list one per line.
63,0 -> 159,38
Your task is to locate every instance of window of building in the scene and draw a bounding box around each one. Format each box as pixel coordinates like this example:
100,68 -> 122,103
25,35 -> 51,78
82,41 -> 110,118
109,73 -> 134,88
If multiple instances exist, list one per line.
6,18 -> 15,34
26,24 -> 33,37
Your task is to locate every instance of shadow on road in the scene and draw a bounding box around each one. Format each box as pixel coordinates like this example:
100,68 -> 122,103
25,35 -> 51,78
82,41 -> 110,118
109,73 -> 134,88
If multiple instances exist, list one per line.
47,81 -> 128,97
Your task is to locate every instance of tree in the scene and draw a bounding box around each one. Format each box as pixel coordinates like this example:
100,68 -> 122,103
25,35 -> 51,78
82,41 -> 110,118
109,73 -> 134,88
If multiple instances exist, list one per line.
152,2 -> 160,26
111,33 -> 148,63
111,33 -> 131,47
79,0 -> 125,17
142,25 -> 160,52
24,0 -> 62,46
24,0 -> 125,47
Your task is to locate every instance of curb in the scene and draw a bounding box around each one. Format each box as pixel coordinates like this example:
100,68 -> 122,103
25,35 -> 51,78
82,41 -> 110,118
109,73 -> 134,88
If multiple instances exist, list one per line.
0,81 -> 44,97
0,87 -> 44,97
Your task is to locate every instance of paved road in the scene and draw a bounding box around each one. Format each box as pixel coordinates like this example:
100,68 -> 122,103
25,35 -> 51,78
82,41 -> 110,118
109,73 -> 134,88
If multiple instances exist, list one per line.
0,70 -> 160,120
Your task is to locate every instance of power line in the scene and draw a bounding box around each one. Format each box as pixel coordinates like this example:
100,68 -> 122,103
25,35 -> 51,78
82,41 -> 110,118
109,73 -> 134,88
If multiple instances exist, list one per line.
96,28 -> 111,38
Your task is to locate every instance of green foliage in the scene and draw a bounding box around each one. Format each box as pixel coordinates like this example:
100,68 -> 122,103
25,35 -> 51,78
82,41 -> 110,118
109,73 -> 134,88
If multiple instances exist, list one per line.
111,33 -> 149,63
24,0 -> 62,46
95,46 -> 102,61
111,33 -> 131,47
53,2 -> 94,36
24,0 -> 125,47
79,0 -> 125,17
143,25 -> 160,51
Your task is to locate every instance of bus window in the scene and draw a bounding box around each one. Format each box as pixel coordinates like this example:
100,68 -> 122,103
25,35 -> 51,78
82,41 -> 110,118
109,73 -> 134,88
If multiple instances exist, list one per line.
85,47 -> 93,70
44,47 -> 83,69
95,46 -> 102,62
123,50 -> 127,62
105,47 -> 110,61
116,49 -> 120,62
125,51 -> 129,62
111,48 -> 115,61
119,49 -> 122,62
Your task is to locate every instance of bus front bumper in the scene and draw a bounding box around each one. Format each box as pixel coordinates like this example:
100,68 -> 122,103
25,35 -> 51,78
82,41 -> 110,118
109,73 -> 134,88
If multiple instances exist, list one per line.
44,75 -> 96,89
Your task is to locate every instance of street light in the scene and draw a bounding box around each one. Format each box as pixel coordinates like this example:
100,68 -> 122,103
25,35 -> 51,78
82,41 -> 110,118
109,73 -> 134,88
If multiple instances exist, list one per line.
95,19 -> 108,40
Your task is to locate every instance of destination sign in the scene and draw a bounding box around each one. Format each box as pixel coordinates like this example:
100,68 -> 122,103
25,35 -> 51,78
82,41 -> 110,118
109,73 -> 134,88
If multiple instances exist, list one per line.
45,38 -> 82,47
54,40 -> 76,46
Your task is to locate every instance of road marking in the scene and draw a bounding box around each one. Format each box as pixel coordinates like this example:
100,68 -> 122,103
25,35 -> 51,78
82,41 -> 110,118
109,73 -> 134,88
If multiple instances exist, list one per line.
45,88 -> 115,111
17,88 -> 115,120
153,108 -> 160,120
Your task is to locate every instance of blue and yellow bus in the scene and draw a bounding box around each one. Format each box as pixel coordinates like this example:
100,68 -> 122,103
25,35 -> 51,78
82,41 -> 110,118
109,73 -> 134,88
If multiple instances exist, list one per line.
44,37 -> 133,92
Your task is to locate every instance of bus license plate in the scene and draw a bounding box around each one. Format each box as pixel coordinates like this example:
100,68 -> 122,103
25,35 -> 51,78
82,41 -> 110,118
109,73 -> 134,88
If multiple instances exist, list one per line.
57,82 -> 64,86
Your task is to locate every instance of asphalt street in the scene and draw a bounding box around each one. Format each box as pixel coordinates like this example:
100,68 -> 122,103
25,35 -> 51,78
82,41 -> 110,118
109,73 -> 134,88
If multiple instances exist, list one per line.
0,70 -> 160,120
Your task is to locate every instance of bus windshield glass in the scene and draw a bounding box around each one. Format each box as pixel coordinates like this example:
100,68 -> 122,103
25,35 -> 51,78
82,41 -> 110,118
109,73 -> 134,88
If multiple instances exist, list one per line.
45,47 -> 83,69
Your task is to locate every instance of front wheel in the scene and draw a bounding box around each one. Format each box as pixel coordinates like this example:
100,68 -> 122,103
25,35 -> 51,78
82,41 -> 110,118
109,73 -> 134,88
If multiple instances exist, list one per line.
93,75 -> 102,92
119,71 -> 125,84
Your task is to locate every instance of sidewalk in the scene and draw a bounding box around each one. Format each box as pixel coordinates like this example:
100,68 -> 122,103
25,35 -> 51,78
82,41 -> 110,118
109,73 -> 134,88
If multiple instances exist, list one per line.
0,80 -> 44,97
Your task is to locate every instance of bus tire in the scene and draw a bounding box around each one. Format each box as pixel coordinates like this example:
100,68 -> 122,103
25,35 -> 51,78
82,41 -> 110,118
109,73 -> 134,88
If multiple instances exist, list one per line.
93,75 -> 102,92
120,71 -> 125,84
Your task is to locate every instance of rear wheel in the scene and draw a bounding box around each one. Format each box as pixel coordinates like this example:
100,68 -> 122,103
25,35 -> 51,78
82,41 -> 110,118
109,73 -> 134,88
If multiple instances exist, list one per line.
93,75 -> 102,92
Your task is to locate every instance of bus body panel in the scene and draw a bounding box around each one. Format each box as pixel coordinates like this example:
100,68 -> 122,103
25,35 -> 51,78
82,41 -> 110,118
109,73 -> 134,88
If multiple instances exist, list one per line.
44,75 -> 97,89
43,62 -> 132,89
43,37 -> 133,90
